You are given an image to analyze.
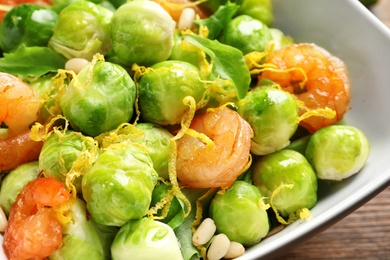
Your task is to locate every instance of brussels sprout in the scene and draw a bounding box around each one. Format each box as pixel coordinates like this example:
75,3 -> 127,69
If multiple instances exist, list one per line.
305,125 -> 370,181
49,198 -> 117,260
237,86 -> 299,155
209,181 -> 269,246
235,0 -> 274,26
269,28 -> 294,51
111,217 -> 183,260
0,4 -> 58,53
252,149 -> 317,218
0,161 -> 39,215
219,14 -> 272,55
134,123 -> 174,179
49,0 -> 113,60
111,0 -> 175,67
39,130 -> 97,192
60,57 -> 136,137
169,32 -> 199,66
137,60 -> 206,125
82,143 -> 158,226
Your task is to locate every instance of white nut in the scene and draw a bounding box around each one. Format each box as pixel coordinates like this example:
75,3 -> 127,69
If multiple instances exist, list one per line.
207,233 -> 230,260
178,7 -> 196,30
0,207 -> 8,232
224,241 -> 245,259
192,217 -> 216,246
65,58 -> 90,74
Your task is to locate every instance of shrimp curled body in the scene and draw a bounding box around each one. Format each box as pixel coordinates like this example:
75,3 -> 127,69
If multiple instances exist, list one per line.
0,72 -> 42,170
260,43 -> 351,133
3,177 -> 71,260
176,106 -> 253,189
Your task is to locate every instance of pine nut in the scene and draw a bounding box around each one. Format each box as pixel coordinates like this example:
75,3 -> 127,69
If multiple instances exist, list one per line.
192,217 -> 216,246
0,207 -> 8,232
65,58 -> 90,74
224,241 -> 245,259
207,233 -> 230,260
178,8 -> 196,30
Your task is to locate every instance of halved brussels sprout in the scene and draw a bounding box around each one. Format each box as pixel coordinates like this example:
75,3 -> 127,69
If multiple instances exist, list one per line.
82,143 -> 158,226
49,198 -> 117,260
49,0 -> 113,60
237,86 -> 299,155
305,125 -> 370,181
111,0 -> 175,67
60,57 -> 136,137
0,161 -> 39,216
209,181 -> 269,246
111,217 -> 183,260
252,149 -> 317,219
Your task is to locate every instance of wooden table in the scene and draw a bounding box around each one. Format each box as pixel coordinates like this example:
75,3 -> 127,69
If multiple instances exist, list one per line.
279,1 -> 390,259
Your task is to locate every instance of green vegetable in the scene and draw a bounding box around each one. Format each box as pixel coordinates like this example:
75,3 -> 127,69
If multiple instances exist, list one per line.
237,86 -> 299,155
134,123 -> 174,179
111,217 -> 183,260
111,0 -> 175,67
305,125 -> 370,181
197,2 -> 240,40
182,33 -> 251,105
49,0 -> 113,60
235,0 -> 274,26
269,28 -> 294,51
0,46 -> 66,79
39,130 -> 97,193
0,161 -> 40,216
219,14 -> 272,54
60,56 -> 136,137
150,182 -> 185,229
252,149 -> 317,219
200,0 -> 274,25
49,198 -> 117,260
137,60 -> 206,125
82,143 -> 158,226
209,181 -> 270,246
0,4 -> 58,53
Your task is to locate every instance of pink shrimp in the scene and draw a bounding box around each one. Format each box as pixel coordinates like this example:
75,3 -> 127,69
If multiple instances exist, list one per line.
3,177 -> 71,260
0,72 -> 42,170
176,106 -> 253,189
259,43 -> 351,133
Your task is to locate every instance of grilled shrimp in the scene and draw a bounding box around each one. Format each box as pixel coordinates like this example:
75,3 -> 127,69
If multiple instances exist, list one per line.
259,43 -> 351,133
176,106 -> 253,189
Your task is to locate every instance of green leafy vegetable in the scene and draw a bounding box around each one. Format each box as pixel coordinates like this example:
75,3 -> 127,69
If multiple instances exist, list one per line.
0,45 -> 66,79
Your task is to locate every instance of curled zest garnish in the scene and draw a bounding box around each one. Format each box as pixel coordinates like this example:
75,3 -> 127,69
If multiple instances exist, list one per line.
147,181 -> 176,220
94,122 -> 145,149
31,115 -> 99,196
191,188 -> 216,259
270,184 -> 311,225
132,63 -> 151,125
167,96 -> 198,218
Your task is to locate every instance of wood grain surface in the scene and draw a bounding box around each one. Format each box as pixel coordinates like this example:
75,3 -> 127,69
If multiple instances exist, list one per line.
278,1 -> 390,259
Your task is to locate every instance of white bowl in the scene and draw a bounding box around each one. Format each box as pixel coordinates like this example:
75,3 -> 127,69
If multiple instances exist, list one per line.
239,0 -> 390,259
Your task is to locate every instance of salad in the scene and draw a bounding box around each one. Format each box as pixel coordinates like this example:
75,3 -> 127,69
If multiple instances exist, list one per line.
0,0 -> 371,259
